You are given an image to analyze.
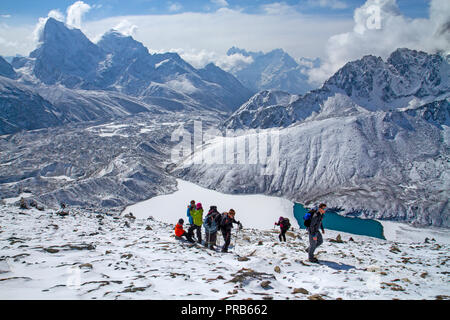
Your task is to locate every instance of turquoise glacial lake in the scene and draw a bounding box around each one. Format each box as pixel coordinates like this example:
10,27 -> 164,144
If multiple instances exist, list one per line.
294,203 -> 385,240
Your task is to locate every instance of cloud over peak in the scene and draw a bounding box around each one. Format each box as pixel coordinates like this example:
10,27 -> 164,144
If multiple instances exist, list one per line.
308,0 -> 450,85
66,1 -> 92,28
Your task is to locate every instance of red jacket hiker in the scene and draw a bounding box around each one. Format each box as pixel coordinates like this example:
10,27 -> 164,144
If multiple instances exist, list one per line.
174,219 -> 194,242
175,223 -> 185,237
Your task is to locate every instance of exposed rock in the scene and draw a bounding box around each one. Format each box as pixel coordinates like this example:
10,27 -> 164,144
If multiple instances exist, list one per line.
330,234 -> 344,243
390,245 -> 401,254
237,257 -> 250,262
44,248 -> 59,254
121,286 -> 148,293
292,288 -> 309,295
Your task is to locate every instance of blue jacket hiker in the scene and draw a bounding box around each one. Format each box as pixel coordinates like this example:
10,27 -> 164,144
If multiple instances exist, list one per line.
186,200 -> 195,225
187,203 -> 204,244
203,206 -> 221,250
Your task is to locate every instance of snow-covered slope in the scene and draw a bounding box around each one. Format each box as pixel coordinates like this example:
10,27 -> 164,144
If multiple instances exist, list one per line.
225,49 -> 449,130
0,204 -> 448,300
227,47 -> 318,95
0,75 -> 173,134
174,99 -> 450,227
0,57 -> 17,79
0,114 -> 186,209
0,76 -> 63,134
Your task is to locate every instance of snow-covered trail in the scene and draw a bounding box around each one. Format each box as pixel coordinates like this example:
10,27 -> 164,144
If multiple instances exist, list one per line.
122,179 -> 297,230
1,205 -> 449,300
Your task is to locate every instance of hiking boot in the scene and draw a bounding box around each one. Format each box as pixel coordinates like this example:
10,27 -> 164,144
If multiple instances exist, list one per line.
308,258 -> 319,263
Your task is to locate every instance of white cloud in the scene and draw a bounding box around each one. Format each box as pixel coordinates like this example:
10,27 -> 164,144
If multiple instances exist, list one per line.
1,14 -> 12,18
308,0 -> 450,85
112,20 -> 138,37
48,10 -> 65,22
211,0 -> 229,7
82,8 -> 352,65
165,48 -> 254,72
262,2 -> 295,15
0,4 -> 354,62
66,1 -> 91,28
169,3 -> 183,12
308,0 -> 348,10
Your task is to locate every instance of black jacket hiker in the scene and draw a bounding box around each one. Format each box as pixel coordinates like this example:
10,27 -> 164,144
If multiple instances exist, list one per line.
307,210 -> 325,261
275,217 -> 291,242
219,212 -> 242,253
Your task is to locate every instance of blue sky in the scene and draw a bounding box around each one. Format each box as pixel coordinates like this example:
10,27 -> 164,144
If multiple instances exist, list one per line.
0,0 -> 446,85
0,0 -> 430,21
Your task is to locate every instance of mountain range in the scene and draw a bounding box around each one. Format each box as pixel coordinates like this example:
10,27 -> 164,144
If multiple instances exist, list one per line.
173,48 -> 449,227
0,19 -> 448,228
0,18 -> 253,135
225,48 -> 449,129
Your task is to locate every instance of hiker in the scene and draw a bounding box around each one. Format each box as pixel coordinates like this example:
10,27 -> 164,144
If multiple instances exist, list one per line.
305,203 -> 327,263
203,205 -> 221,250
275,216 -> 291,242
219,209 -> 242,253
175,219 -> 194,242
186,200 -> 196,225
187,203 -> 204,244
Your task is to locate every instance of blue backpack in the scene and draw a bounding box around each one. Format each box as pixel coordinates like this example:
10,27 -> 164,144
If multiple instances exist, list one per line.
203,214 -> 218,233
303,209 -> 316,228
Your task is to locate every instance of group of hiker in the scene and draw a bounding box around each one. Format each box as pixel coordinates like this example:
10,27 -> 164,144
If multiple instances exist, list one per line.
175,200 -> 243,253
175,200 -> 328,263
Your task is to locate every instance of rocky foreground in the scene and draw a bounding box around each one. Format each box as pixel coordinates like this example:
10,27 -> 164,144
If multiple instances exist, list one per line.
0,204 -> 448,300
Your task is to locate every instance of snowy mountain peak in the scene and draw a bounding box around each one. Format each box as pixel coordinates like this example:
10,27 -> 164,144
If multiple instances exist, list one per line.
225,48 -> 449,130
97,30 -> 149,57
226,47 -> 315,94
226,46 -> 261,57
30,18 -> 104,87
324,48 -> 449,109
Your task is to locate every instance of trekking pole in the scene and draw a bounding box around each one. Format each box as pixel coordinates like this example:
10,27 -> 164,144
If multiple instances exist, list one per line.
233,225 -> 241,252
217,231 -> 221,249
